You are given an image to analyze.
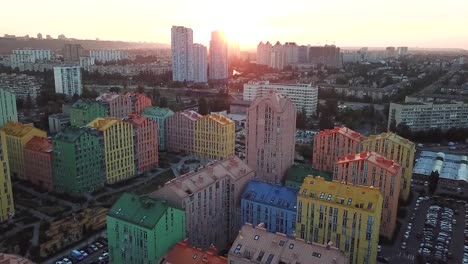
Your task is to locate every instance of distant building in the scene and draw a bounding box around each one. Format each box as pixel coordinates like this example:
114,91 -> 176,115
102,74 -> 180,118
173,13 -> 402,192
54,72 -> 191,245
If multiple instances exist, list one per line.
228,223 -> 348,264
58,34 -> 67,40
24,137 -> 53,191
243,81 -> 318,116
385,47 -> 396,58
241,180 -> 297,236
160,240 -> 228,264
107,193 -> 186,264
69,99 -> 108,127
297,176 -> 381,264
63,44 -> 84,62
142,107 -> 174,150
166,110 -> 202,154
256,41 -> 272,66
151,156 -> 255,251
193,43 -> 207,83
308,45 -> 342,68
270,41 -> 286,70
397,47 -> 409,57
0,253 -> 34,264
90,50 -> 128,63
194,114 -> 235,160
79,56 -> 95,71
0,131 -> 14,222
0,73 -> 41,102
37,33 -> 43,39
229,99 -> 251,115
10,49 -> 53,68
0,88 -> 18,127
48,113 -> 70,134
53,66 -> 82,96
334,151 -> 401,239
246,91 -> 296,183
284,164 -> 332,190
171,26 -> 194,82
112,92 -> 151,118
228,42 -> 241,62
209,31 -> 228,81
283,42 -> 299,65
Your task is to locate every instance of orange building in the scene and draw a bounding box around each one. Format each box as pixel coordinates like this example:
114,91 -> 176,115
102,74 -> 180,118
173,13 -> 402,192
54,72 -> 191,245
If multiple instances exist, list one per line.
334,151 -> 401,239
312,127 -> 365,172
160,240 -> 227,264
24,136 -> 53,191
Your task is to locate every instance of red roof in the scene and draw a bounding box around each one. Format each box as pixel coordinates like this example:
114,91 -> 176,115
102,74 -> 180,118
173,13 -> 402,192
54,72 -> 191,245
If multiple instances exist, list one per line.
25,136 -> 52,153
337,151 -> 400,174
161,240 -> 228,264
126,114 -> 149,126
318,126 -> 366,142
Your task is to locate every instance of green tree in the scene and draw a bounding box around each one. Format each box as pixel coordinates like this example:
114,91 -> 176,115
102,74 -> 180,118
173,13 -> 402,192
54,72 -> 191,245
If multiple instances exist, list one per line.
428,170 -> 440,195
319,113 -> 334,130
136,85 -> 145,94
296,107 -> 308,129
159,97 -> 168,108
109,87 -> 121,93
198,97 -> 209,115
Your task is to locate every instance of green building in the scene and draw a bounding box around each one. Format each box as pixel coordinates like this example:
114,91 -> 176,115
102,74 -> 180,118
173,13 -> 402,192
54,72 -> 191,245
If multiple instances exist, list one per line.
285,164 -> 332,190
70,99 -> 108,127
52,127 -> 105,194
0,89 -> 18,127
142,107 -> 174,150
107,193 -> 186,264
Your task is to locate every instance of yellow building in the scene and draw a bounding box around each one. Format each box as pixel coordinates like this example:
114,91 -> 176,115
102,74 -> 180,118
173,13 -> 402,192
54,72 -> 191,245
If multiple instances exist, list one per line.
1,122 -> 47,179
87,118 -> 135,184
0,131 -> 14,222
194,114 -> 235,160
296,176 -> 382,264
362,132 -> 415,201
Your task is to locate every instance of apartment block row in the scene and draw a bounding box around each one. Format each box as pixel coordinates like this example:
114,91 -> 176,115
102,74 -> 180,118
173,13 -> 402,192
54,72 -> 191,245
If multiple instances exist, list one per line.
0,73 -> 41,102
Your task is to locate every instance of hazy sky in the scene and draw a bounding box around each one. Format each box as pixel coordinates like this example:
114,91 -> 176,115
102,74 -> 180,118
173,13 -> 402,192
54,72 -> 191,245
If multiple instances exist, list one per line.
2,0 -> 468,50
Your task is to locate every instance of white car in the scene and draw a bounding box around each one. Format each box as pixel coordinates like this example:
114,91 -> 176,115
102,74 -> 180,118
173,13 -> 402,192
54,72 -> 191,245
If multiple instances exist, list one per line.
99,253 -> 109,261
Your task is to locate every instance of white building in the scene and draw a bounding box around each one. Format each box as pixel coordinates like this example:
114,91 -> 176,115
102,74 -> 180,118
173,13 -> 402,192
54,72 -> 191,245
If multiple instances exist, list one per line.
243,81 -> 318,115
10,49 -> 53,68
48,113 -> 70,134
283,42 -> 299,65
270,41 -> 286,70
192,43 -> 207,83
397,47 -> 409,57
53,66 -> 82,96
209,31 -> 228,81
89,50 -> 128,63
171,26 -> 194,82
79,56 -> 96,71
256,41 -> 272,66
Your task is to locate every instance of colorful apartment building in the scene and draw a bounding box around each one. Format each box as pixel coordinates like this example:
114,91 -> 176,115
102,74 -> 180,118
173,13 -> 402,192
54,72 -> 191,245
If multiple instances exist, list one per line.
0,88 -> 18,127
312,127 -> 365,172
107,193 -> 186,264
285,164 -> 332,190
125,114 -> 158,173
1,122 -> 47,179
240,180 -> 297,236
245,91 -> 296,183
229,223 -> 348,264
166,110 -> 202,154
143,107 -> 174,150
0,131 -> 14,222
87,117 -> 135,184
151,156 -> 255,251
52,127 -> 105,194
70,99 -> 108,127
334,151 -> 401,239
160,240 -> 228,264
97,92 -> 152,118
194,114 -> 235,160
24,136 -> 53,191
0,253 -> 34,264
296,176 -> 382,264
362,132 -> 416,201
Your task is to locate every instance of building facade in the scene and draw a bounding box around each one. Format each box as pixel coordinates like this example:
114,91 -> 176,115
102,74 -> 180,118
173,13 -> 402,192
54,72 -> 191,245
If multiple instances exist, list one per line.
245,91 -> 296,183
125,114 -> 159,174
54,66 -> 82,96
63,44 -> 84,62
166,110 -> 201,154
312,127 -> 365,172
11,49 -> 52,68
334,151 -> 401,239
87,118 -> 135,184
52,128 -> 105,194
0,88 -> 18,127
243,81 -> 318,116
0,131 -> 14,222
171,26 -> 194,82
209,31 -> 228,81
151,156 -> 255,251
24,136 -> 53,191
241,180 -> 297,236
79,56 -> 95,71
256,41 -> 272,66
89,50 -> 128,63
362,132 -> 416,202
70,99 -> 108,127
142,107 -> 174,150
194,114 -> 235,160
308,45 -> 342,68
48,113 -> 70,134
296,176 -> 382,264
1,122 -> 47,179
193,43 -> 207,83
107,92 -> 152,118
107,193 -> 186,264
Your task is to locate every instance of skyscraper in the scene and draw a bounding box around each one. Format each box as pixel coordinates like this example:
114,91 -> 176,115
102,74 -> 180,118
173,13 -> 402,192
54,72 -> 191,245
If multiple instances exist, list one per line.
171,26 -> 194,82
53,66 -> 83,96
245,91 -> 296,183
209,31 -> 228,81
192,44 -> 207,83
256,41 -> 272,66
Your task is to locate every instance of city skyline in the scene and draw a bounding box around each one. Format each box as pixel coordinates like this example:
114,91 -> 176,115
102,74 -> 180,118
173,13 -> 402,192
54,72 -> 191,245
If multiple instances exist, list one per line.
1,0 -> 468,50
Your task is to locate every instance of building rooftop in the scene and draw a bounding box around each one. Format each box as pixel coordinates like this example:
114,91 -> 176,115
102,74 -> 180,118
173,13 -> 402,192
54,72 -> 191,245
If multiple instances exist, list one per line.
108,193 -> 170,230
96,93 -> 120,103
180,110 -> 202,121
363,132 -> 415,149
142,106 -> 174,118
87,117 -> 123,131
0,253 -> 35,264
242,180 -> 297,211
71,99 -> 103,110
1,122 -> 43,138
54,127 -> 86,143
337,151 -> 400,175
48,113 -> 70,119
161,240 -> 227,264
317,126 -> 366,142
125,114 -> 149,126
246,80 -> 313,88
248,90 -> 295,113
229,223 -> 348,264
25,136 -> 52,153
204,113 -> 234,126
286,164 -> 332,184
413,151 -> 468,183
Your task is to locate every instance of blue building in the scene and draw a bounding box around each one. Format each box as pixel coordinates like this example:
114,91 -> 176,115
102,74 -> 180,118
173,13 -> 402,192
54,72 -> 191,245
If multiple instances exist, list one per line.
241,180 -> 297,236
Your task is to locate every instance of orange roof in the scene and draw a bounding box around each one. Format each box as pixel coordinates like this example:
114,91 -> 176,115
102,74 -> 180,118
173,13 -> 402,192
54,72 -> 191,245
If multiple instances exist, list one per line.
126,114 -> 148,126
161,240 -> 228,264
337,151 -> 400,174
318,126 -> 366,142
25,136 -> 52,153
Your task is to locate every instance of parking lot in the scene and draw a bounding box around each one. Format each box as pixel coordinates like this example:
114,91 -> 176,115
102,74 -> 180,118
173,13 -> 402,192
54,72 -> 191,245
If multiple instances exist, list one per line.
54,237 -> 109,264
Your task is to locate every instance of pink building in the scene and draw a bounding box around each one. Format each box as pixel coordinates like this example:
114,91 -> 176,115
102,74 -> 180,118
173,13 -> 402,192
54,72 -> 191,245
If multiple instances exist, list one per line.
126,114 -> 158,173
97,92 -> 152,118
246,90 -> 296,183
312,127 -> 365,172
166,110 -> 202,154
24,136 -> 53,191
334,151 -> 401,238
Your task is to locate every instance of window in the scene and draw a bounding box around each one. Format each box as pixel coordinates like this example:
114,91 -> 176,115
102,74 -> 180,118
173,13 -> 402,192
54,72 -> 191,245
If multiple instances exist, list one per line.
234,244 -> 242,254
257,251 -> 265,262
327,194 -> 332,201
266,254 -> 274,264
254,235 -> 260,240
367,202 -> 373,210
193,254 -> 197,259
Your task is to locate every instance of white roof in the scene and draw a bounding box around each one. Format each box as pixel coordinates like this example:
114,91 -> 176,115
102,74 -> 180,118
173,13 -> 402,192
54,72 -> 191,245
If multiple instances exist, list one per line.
413,151 -> 468,182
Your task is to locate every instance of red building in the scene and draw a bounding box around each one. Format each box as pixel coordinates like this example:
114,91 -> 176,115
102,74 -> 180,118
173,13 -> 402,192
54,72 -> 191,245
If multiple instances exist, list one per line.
126,114 -> 158,173
24,136 -> 53,191
97,92 -> 152,118
160,239 -> 227,264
